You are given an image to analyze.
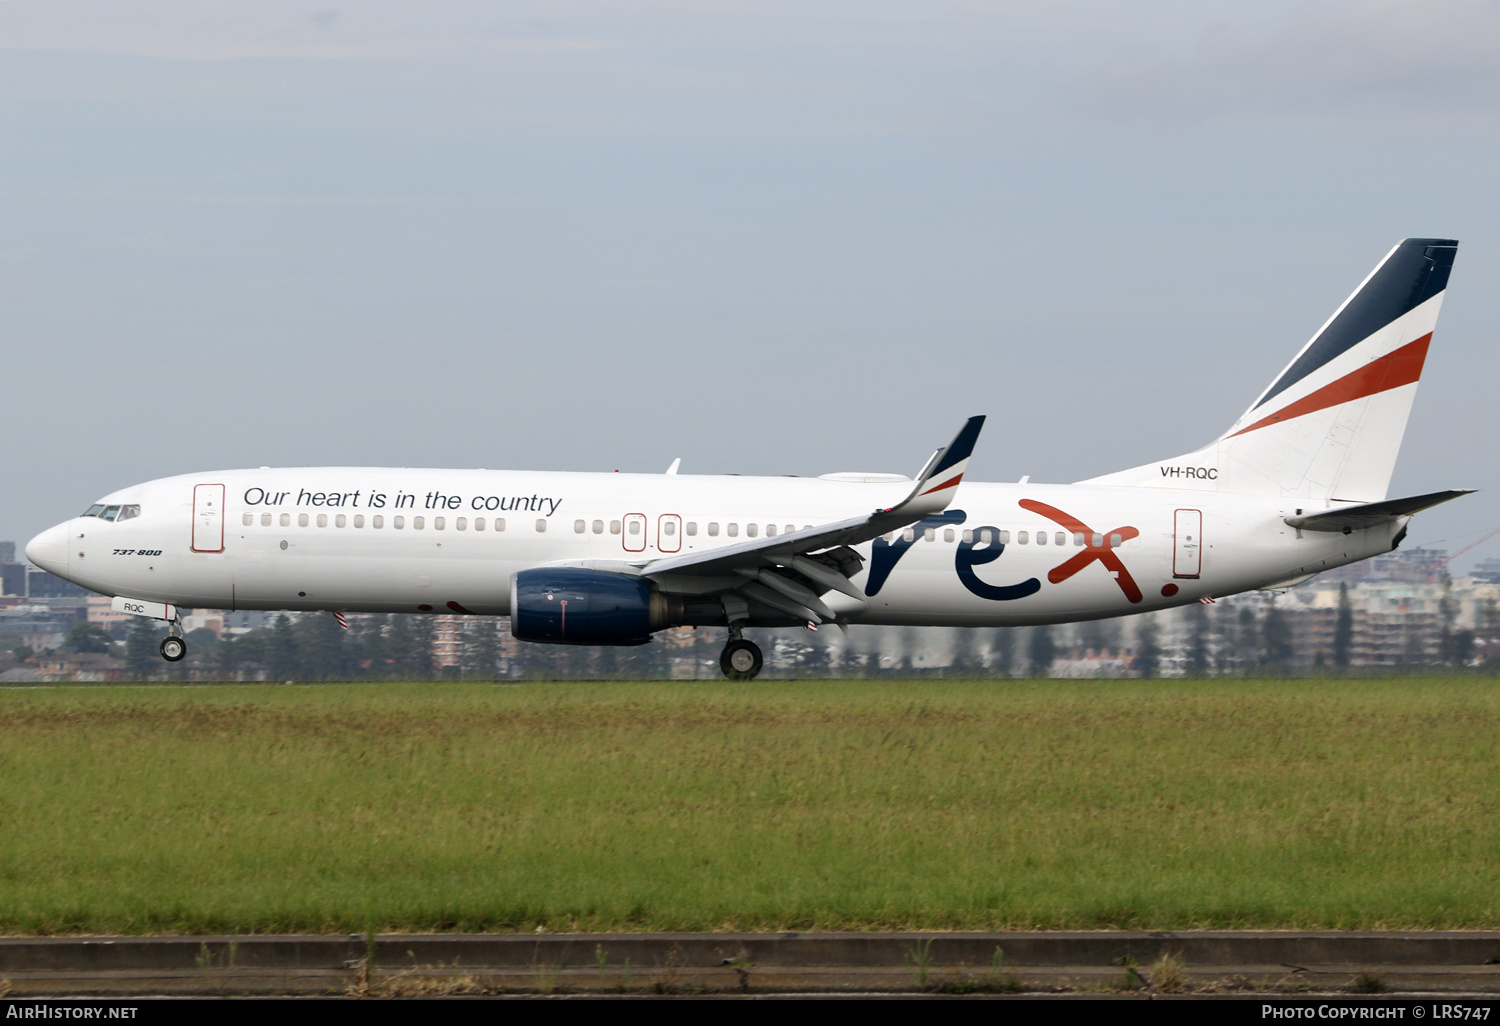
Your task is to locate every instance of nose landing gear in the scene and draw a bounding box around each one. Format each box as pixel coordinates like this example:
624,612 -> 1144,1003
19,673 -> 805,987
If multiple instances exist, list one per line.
719,635 -> 763,680
159,616 -> 187,662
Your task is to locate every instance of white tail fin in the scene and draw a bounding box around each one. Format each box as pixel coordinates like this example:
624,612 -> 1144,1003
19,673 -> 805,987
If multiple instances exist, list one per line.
1083,238 -> 1457,503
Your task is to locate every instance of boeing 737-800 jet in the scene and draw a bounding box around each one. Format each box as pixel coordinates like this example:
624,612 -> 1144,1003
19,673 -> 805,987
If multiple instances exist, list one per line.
27,238 -> 1472,679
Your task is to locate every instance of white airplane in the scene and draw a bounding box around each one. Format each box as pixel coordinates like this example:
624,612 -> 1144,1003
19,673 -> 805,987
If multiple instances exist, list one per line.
28,238 -> 1471,679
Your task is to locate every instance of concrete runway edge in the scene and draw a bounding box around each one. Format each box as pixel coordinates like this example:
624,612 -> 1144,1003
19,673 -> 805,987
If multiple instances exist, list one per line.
3,931 -> 1499,997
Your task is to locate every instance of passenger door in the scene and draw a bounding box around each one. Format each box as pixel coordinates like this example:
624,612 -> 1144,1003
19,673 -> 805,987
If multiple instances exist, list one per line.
192,484 -> 226,553
1173,508 -> 1202,578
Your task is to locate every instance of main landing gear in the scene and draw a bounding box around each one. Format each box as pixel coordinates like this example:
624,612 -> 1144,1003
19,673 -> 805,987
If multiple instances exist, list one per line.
719,627 -> 763,681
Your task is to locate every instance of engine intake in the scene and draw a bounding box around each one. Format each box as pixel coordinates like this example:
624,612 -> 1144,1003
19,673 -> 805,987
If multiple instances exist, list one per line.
510,568 -> 681,645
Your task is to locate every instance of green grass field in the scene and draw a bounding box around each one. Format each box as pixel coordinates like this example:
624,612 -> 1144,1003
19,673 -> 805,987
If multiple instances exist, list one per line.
1,678 -> 1497,935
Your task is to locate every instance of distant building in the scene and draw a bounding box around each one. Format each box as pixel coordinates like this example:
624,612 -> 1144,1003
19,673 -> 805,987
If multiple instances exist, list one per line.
1317,546 -> 1451,585
1471,557 -> 1500,585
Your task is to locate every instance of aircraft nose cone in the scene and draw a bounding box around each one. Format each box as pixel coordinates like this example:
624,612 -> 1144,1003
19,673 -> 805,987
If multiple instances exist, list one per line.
25,522 -> 70,577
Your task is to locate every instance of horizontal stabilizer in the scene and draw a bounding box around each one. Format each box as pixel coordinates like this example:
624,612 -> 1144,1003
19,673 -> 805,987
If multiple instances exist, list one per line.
1284,489 -> 1474,532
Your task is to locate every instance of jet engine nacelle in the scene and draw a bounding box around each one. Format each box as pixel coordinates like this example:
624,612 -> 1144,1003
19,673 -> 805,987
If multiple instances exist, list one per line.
510,568 -> 683,645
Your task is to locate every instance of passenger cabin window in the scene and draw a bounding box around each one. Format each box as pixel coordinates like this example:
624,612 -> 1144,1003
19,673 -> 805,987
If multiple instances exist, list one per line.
1036,530 -> 1047,545
746,524 -> 758,538
434,517 -> 445,530
536,519 -> 547,532
1017,531 -> 1028,544
593,520 -> 604,534
1109,533 -> 1121,548
242,513 -> 253,526
1073,532 -> 1084,546
923,528 -> 935,542
353,515 -> 364,528
413,516 -> 424,530
962,529 -> 973,544
495,518 -> 506,531
944,528 -> 955,543
610,520 -> 621,535
299,514 -> 309,527
998,530 -> 1010,544
456,517 -> 466,531
628,520 -> 640,535
281,513 -> 291,527
317,514 -> 328,528
1055,532 -> 1066,546
708,522 -> 720,537
727,523 -> 739,537
373,515 -> 384,528
686,522 -> 697,536
335,514 -> 346,528
902,528 -> 915,543
261,513 -> 272,527
575,520 -> 586,534
664,521 -> 676,536
394,516 -> 405,529
766,524 -> 776,537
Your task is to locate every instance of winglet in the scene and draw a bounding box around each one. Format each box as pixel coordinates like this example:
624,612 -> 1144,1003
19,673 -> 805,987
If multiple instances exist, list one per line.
886,416 -> 985,518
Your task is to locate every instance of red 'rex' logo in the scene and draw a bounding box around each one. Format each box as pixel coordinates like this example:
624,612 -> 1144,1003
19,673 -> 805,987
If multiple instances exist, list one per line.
1018,499 -> 1143,603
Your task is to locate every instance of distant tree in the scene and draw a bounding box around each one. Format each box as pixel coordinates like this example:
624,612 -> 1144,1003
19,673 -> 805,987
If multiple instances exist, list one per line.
1452,628 -> 1475,667
125,617 -> 157,680
986,628 -> 1015,678
357,614 -> 389,678
409,616 -> 437,679
462,618 -> 501,680
12,645 -> 35,663
267,613 -> 299,681
1135,618 -> 1161,679
63,622 -> 114,654
1028,625 -> 1056,678
1260,605 -> 1294,671
949,628 -> 979,677
1184,603 -> 1211,677
383,615 -> 416,678
184,628 -> 220,671
1332,583 -> 1353,669
1439,577 -> 1461,666
895,627 -> 919,676
299,613 -> 350,680
795,632 -> 830,678
1078,618 -> 1120,658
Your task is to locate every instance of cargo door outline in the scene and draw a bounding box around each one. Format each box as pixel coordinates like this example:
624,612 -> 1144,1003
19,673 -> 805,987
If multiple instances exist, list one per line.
657,514 -> 682,554
192,484 -> 226,553
621,513 -> 647,553
1173,508 -> 1202,579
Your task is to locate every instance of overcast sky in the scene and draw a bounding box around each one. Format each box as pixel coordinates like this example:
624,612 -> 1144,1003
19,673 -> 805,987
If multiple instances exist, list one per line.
4,1 -> 1499,569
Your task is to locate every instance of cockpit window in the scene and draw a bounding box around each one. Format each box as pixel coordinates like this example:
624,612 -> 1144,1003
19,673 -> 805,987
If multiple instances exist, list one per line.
81,503 -> 140,521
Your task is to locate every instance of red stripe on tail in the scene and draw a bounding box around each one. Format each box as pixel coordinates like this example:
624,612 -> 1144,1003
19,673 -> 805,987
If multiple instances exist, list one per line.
1231,334 -> 1431,438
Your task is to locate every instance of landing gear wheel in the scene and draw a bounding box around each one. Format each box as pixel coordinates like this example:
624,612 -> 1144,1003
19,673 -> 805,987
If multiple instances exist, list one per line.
720,639 -> 763,681
160,636 -> 187,662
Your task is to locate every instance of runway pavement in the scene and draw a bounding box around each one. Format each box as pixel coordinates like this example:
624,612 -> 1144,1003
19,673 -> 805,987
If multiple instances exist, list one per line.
2,931 -> 1500,997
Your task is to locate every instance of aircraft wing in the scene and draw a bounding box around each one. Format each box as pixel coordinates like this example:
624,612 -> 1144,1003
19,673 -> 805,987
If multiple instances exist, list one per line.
1283,488 -> 1475,532
635,416 -> 986,623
